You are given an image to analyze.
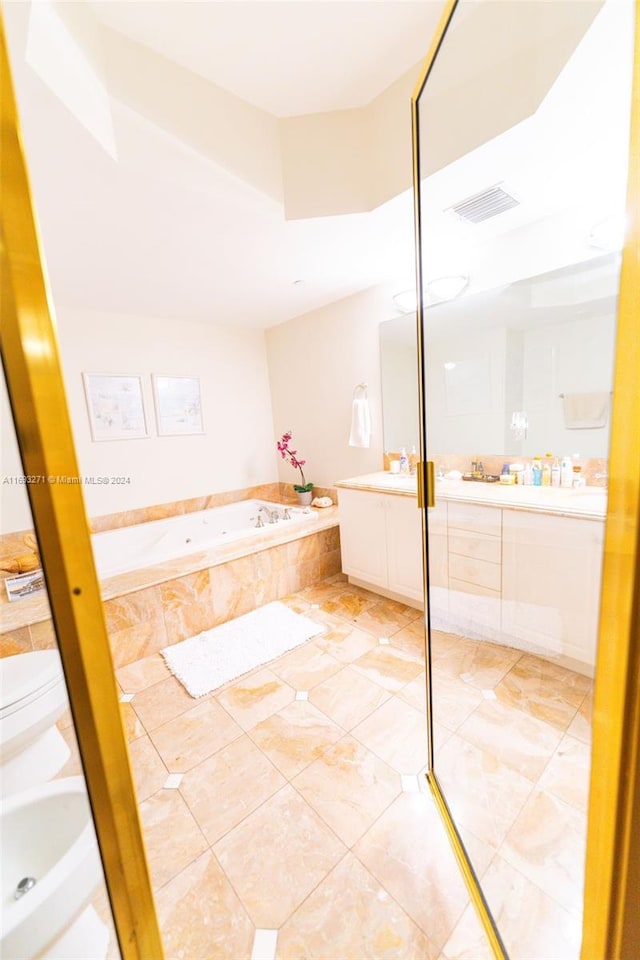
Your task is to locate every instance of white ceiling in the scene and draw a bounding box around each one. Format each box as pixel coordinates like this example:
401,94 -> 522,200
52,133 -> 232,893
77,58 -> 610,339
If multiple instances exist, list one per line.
88,0 -> 444,117
2,0 -> 633,331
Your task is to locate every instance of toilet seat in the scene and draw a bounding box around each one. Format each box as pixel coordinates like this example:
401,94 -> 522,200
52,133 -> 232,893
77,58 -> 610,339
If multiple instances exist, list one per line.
0,650 -> 64,718
0,649 -> 70,796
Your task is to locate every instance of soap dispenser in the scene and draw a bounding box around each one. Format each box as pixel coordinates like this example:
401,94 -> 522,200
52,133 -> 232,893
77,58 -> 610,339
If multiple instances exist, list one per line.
399,447 -> 409,474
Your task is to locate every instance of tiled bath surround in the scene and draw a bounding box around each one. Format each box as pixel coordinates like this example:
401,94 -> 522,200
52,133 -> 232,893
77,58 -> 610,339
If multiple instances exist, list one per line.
0,484 -> 340,664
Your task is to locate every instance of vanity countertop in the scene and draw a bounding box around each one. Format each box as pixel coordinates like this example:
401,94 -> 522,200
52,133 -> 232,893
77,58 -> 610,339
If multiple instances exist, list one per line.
336,472 -> 607,520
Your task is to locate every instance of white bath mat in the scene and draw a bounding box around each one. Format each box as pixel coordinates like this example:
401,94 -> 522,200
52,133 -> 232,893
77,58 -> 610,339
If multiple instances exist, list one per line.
160,601 -> 326,698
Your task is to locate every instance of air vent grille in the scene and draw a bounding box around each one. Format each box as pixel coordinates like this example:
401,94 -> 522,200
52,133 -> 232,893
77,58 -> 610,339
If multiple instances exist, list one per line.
448,185 -> 519,224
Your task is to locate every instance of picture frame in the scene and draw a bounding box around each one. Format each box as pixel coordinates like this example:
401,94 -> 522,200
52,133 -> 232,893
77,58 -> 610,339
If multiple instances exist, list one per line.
82,373 -> 148,441
152,375 -> 204,436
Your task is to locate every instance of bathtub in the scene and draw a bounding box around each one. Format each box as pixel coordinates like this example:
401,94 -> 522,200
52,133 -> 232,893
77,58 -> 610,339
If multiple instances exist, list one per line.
91,499 -> 318,578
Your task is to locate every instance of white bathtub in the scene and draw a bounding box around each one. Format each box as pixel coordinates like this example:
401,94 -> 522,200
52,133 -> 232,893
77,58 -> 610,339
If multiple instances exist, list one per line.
92,499 -> 318,578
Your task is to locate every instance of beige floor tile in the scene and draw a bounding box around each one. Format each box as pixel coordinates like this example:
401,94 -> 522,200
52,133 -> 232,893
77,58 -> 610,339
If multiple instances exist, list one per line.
277,852 -> 438,960
309,664 -> 391,730
435,733 -> 534,850
396,671 -> 427,713
215,667 -> 295,730
351,697 -> 428,774
131,675 -> 198,732
292,735 -> 401,847
155,850 -> 254,960
391,623 -> 427,663
214,784 -> 346,927
115,653 -> 169,694
566,688 -> 593,744
270,640 -> 342,690
128,735 -> 168,802
139,789 -> 208,890
351,646 -> 423,692
431,633 -> 520,690
249,700 -> 344,779
501,788 -> 587,914
150,698 -> 242,773
354,793 -> 473,954
314,622 -> 379,664
457,699 -> 563,782
444,856 -> 582,960
353,599 -> 421,637
120,701 -> 144,741
299,578 -> 348,604
538,734 -> 592,813
320,588 -> 380,620
495,654 -> 591,731
429,671 -> 486,732
180,734 -> 286,844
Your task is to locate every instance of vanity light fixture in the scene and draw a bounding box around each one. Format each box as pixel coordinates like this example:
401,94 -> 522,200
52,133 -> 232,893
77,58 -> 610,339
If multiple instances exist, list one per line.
424,274 -> 469,303
392,289 -> 417,313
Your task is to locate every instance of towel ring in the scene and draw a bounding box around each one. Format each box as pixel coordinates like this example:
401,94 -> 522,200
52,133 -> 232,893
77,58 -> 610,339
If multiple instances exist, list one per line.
353,383 -> 368,398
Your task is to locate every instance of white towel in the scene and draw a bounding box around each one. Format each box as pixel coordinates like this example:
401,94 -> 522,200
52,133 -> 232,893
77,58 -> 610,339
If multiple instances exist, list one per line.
349,397 -> 372,448
562,392 -> 610,429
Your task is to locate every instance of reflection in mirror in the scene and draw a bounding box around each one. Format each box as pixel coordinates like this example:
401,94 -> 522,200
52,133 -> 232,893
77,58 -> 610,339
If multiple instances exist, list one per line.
380,312 -> 419,453
0,368 -> 121,960
415,0 -> 634,956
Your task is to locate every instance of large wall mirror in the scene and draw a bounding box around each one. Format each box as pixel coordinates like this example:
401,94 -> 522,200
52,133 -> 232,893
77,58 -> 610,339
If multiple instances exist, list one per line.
413,0 -> 635,957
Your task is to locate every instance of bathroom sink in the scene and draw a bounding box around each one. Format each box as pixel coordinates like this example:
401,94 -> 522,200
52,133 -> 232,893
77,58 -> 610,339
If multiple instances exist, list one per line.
1,777 -> 107,959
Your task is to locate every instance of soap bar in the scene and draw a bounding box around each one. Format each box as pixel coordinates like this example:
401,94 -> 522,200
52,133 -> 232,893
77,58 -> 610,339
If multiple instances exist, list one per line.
311,496 -> 333,508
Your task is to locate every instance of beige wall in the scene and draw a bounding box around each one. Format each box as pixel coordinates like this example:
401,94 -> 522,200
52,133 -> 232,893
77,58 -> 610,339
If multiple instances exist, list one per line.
0,309 -> 278,533
266,285 -> 400,489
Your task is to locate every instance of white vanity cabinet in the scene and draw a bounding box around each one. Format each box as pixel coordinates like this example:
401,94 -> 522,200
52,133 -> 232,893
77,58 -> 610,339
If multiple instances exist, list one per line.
446,502 -> 502,638
501,510 -> 604,668
338,487 -> 423,605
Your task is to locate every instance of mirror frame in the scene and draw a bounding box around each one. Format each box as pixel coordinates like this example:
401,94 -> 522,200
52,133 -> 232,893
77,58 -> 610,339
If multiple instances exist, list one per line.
411,1 -> 640,958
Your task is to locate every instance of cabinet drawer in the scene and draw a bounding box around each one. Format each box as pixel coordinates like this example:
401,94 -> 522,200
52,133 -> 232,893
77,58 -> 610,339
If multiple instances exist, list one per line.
449,530 -> 501,564
447,501 -> 501,539
449,554 -> 501,592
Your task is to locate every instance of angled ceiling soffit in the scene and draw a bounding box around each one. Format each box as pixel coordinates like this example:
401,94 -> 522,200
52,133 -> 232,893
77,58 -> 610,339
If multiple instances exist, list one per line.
416,0 -> 604,180
100,25 -> 284,205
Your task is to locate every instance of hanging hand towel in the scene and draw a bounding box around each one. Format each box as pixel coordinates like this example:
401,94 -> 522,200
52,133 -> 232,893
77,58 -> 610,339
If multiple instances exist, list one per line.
349,396 -> 372,448
562,392 -> 610,429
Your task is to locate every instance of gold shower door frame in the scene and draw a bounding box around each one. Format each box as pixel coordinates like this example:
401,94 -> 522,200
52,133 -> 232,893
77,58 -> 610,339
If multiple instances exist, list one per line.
0,21 -> 164,960
411,1 -> 640,958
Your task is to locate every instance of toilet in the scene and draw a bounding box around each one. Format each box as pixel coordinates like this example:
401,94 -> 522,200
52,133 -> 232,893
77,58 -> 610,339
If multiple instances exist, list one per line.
0,650 -> 70,797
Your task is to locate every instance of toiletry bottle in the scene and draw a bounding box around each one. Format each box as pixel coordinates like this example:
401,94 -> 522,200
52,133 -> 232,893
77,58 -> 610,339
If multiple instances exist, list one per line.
542,462 -> 551,486
561,456 -> 573,488
399,447 -> 409,474
501,462 -> 510,477
523,462 -> 533,485
409,445 -> 419,475
572,464 -> 585,488
551,458 -> 561,487
532,456 -> 542,486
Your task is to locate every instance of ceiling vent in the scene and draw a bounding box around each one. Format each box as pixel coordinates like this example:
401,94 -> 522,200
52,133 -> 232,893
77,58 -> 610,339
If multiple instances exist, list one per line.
447,184 -> 520,224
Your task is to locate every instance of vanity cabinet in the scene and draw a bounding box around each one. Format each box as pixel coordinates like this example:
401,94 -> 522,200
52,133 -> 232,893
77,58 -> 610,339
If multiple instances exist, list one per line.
338,475 -> 604,670
338,487 -> 423,605
446,502 -> 502,637
501,510 -> 604,667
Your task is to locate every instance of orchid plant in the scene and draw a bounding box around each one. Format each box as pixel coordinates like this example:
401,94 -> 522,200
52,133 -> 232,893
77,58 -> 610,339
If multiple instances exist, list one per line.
277,431 -> 313,492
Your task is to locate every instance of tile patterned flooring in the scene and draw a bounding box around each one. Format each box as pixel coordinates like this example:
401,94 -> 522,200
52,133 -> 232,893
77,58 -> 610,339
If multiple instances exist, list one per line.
72,573 -> 592,959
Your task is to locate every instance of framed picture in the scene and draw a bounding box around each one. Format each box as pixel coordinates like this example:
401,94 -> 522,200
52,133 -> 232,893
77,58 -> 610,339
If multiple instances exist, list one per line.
82,374 -> 148,441
152,375 -> 204,436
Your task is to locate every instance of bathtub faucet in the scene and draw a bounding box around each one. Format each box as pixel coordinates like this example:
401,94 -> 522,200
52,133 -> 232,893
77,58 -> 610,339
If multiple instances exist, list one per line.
259,506 -> 279,523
